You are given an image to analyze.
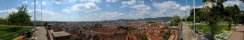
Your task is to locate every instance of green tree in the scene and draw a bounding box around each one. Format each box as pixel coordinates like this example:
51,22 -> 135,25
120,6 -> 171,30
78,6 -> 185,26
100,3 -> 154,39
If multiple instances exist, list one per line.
171,15 -> 181,26
232,5 -> 241,26
188,0 -> 241,40
223,5 -> 241,25
196,9 -> 209,22
241,10 -> 244,23
206,0 -> 227,40
0,18 -> 7,24
8,4 -> 31,25
187,8 -> 209,22
241,0 -> 244,3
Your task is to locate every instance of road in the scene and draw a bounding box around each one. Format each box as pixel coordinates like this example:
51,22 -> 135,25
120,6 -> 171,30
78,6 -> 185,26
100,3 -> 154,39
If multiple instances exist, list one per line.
182,22 -> 195,40
34,27 -> 48,40
227,24 -> 244,40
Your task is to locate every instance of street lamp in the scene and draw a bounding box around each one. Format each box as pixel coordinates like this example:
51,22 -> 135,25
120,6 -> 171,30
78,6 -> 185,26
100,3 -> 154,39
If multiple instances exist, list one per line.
33,0 -> 37,39
185,0 -> 188,22
193,0 -> 196,39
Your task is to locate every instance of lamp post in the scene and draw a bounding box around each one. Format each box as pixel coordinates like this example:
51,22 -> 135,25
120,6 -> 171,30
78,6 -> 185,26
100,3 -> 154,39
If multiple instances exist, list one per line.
185,0 -> 188,22
41,0 -> 43,22
33,0 -> 37,39
193,0 -> 196,39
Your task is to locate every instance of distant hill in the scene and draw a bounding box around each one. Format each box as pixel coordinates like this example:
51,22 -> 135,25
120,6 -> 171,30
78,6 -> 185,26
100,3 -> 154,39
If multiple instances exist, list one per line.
35,17 -> 172,25
105,17 -> 172,22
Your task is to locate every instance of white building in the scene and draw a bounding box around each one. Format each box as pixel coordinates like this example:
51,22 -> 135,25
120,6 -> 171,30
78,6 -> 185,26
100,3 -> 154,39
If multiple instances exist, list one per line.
203,0 -> 214,11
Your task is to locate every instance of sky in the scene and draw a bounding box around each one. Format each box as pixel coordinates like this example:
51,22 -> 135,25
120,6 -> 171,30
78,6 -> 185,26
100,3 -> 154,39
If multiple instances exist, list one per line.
0,0 -> 243,22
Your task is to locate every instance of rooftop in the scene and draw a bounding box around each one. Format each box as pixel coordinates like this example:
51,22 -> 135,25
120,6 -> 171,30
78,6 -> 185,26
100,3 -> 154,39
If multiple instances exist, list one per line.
52,31 -> 71,37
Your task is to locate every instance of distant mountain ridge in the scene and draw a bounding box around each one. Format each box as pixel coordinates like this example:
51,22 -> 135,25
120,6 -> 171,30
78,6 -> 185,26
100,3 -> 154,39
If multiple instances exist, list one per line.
35,17 -> 172,25
104,17 -> 172,22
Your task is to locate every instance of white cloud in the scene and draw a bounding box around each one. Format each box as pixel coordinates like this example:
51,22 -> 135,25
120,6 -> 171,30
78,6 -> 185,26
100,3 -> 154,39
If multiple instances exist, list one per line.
106,0 -> 118,3
31,2 -> 38,5
0,7 -> 65,21
80,0 -> 101,3
42,1 -> 47,5
153,1 -> 180,10
53,0 -> 62,4
30,9 -> 92,21
93,12 -> 124,20
180,6 -> 190,11
28,9 -> 61,21
152,1 -> 191,17
0,8 -> 62,21
0,8 -> 18,18
94,1 -> 188,20
196,5 -> 203,8
91,11 -> 151,21
121,0 -> 137,7
52,0 -> 79,4
131,4 -> 151,13
223,0 -> 242,6
31,1 -> 47,6
54,1 -> 62,4
22,1 -> 28,4
91,10 -> 186,21
67,0 -> 77,2
223,0 -> 244,10
62,2 -> 100,13
121,0 -> 150,13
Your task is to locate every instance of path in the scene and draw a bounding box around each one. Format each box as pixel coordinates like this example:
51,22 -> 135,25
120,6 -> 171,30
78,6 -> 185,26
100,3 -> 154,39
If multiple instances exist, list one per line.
227,24 -> 244,40
34,27 -> 48,40
182,22 -> 195,40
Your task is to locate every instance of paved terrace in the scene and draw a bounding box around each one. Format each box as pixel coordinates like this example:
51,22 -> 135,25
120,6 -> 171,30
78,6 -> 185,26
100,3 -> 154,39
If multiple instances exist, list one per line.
35,27 -> 48,40
227,24 -> 244,40
182,22 -> 194,40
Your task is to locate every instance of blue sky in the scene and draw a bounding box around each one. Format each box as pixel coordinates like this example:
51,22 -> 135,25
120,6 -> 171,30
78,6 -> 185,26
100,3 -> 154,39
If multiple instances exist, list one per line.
0,0 -> 243,21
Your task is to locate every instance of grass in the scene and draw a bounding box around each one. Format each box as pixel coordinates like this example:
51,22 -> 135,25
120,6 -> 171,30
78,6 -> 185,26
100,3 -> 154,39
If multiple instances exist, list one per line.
0,25 -> 32,40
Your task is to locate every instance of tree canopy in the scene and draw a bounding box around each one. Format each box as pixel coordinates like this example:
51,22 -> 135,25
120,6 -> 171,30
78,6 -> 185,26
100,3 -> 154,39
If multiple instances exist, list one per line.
187,0 -> 244,40
241,0 -> 244,2
171,15 -> 181,26
187,8 -> 209,22
0,18 -> 7,24
8,5 -> 31,25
